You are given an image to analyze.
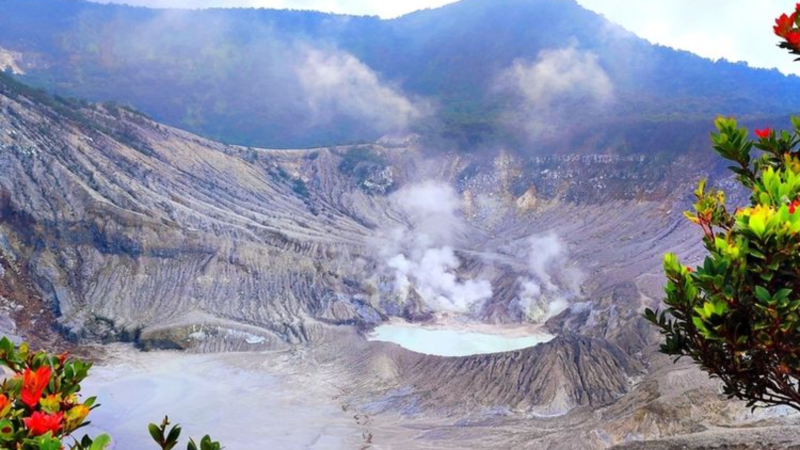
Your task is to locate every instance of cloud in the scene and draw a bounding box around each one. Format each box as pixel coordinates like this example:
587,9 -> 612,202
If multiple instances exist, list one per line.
504,46 -> 614,107
296,47 -> 428,133
495,45 -> 614,138
377,181 -> 492,314
515,232 -> 583,322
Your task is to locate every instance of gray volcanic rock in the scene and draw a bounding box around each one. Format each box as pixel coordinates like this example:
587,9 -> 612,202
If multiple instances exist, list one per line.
0,78 -> 387,344
610,428 -> 800,450
401,334 -> 641,415
0,73 -> 714,415
0,73 -> 712,350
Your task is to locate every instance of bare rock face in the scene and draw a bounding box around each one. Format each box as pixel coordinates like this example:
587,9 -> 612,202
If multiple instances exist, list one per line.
0,78 -> 392,344
400,334 -> 641,414
0,225 -> 62,349
0,76 -> 708,420
0,73 -> 711,351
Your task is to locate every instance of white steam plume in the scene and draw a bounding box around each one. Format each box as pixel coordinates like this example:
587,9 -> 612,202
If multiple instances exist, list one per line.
495,44 -> 614,138
296,47 -> 429,133
377,181 -> 492,314
516,232 -> 583,322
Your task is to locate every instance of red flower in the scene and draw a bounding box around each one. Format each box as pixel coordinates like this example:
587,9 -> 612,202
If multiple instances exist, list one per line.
21,366 -> 51,409
790,200 -> 800,214
686,267 -> 693,273
775,12 -> 797,37
755,128 -> 772,139
787,31 -> 800,47
23,411 -> 63,436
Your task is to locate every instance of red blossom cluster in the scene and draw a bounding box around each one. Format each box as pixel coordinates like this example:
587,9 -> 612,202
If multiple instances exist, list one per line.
775,4 -> 800,51
21,366 -> 51,410
0,338 -> 103,450
24,411 -> 63,437
5,356 -> 93,439
0,337 -> 219,450
790,198 -> 800,214
755,128 -> 773,139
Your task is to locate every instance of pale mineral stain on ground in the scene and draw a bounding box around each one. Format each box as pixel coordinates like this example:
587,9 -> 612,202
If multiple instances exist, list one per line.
81,346 -> 369,450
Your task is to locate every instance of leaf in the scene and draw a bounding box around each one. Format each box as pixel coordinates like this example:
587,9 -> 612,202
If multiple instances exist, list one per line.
791,115 -> 800,131
692,316 -> 708,334
0,337 -> 12,358
755,286 -> 771,303
89,434 -> 112,450
84,397 -> 97,408
774,288 -> 793,302
36,433 -> 62,450
723,285 -> 734,299
663,253 -> 680,273
166,425 -> 182,450
200,435 -> 220,450
749,212 -> 767,238
148,423 -> 163,445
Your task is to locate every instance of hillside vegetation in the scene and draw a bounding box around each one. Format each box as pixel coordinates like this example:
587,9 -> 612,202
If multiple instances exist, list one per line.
1,0 -> 799,148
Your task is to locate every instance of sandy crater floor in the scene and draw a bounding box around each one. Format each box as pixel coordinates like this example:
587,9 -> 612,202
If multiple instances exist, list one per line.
81,346 -> 378,450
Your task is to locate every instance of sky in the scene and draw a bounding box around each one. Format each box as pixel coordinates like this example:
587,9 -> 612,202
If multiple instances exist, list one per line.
90,0 -> 799,76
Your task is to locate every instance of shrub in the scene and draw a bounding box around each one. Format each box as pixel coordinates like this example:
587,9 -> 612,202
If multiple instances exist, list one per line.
148,417 -> 221,450
646,3 -> 800,412
0,337 -> 108,450
646,116 -> 800,411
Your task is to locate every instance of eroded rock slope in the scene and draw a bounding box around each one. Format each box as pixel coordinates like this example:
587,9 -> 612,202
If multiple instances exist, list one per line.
0,74 -> 739,431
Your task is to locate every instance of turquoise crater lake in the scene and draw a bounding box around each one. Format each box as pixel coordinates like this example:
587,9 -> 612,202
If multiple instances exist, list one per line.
367,321 -> 554,357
